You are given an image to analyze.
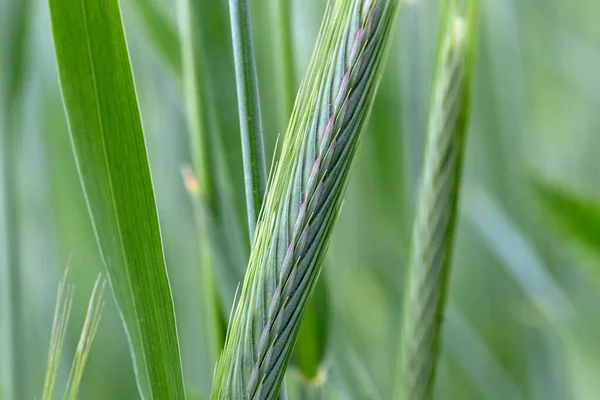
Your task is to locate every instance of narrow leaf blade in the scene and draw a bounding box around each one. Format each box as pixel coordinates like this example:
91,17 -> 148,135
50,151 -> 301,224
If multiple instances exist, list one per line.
48,0 -> 186,398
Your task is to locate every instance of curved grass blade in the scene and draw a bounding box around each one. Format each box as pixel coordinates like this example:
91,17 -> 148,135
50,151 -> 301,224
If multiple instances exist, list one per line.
228,0 -> 268,240
397,1 -> 479,399
48,0 -> 186,397
211,1 -> 400,398
529,177 -> 600,259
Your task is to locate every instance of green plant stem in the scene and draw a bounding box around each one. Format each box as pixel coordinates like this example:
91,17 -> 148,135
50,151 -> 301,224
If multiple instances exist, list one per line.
178,0 -> 225,369
1,123 -> 23,400
1,0 -> 32,397
397,1 -> 478,399
269,0 -> 295,130
228,0 -> 267,240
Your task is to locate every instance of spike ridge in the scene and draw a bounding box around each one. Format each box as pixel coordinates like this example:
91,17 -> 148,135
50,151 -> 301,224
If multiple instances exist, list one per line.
211,0 -> 399,399
398,1 -> 478,399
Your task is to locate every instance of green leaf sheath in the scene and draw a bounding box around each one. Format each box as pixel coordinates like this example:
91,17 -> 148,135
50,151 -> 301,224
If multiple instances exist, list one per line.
398,2 -> 478,399
229,0 -> 268,240
48,0 -> 186,398
211,0 -> 399,398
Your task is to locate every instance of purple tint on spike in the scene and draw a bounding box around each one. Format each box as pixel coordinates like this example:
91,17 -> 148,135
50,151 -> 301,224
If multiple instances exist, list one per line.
299,225 -> 309,250
351,28 -> 363,59
368,5 -> 376,36
324,139 -> 337,171
336,72 -> 350,105
315,181 -> 324,204
324,115 -> 335,140
294,201 -> 306,233
310,157 -> 321,181
268,285 -> 281,317
285,266 -> 297,298
356,54 -> 365,78
283,243 -> 294,266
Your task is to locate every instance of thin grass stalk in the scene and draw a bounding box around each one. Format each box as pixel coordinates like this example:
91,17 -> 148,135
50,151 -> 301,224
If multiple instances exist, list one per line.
211,1 -> 400,398
63,275 -> 106,399
177,0 -> 224,367
269,0 -> 295,130
228,0 -> 268,240
396,1 -> 478,399
42,266 -> 74,400
1,0 -> 32,397
227,1 -> 288,397
41,266 -> 105,400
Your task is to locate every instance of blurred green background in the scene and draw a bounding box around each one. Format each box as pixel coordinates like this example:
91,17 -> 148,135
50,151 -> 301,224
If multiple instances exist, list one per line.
2,0 -> 600,398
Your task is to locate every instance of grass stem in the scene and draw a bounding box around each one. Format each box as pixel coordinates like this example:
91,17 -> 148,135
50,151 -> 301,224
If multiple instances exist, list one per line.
228,0 -> 268,240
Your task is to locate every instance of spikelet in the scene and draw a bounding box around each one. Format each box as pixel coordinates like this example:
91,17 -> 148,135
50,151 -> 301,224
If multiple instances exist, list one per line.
210,0 -> 399,398
41,263 -> 106,400
398,1 -> 478,399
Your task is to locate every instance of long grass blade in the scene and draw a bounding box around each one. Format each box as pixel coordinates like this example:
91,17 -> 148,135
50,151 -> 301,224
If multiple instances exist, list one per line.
1,0 -> 32,397
211,1 -> 400,398
48,0 -> 186,397
397,1 -> 478,398
228,0 -> 268,240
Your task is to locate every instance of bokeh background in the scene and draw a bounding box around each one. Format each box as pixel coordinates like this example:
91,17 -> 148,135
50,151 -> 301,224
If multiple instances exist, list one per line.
2,0 -> 600,398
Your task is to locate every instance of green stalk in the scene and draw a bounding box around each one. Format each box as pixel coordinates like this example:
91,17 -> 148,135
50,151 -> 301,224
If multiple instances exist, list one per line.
1,0 -> 31,397
228,0 -> 268,240
1,114 -> 23,400
211,1 -> 400,398
396,1 -> 478,399
177,0 -> 225,368
269,0 -> 296,130
228,2 -> 287,396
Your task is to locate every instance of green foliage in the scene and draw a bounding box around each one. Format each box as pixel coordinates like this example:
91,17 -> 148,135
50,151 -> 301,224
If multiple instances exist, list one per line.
2,0 -> 599,398
530,178 -> 600,258
398,1 -> 479,398
211,0 -> 400,398
294,274 -> 330,381
229,0 -> 268,239
47,0 -> 185,397
42,266 -> 105,400
1,0 -> 32,397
